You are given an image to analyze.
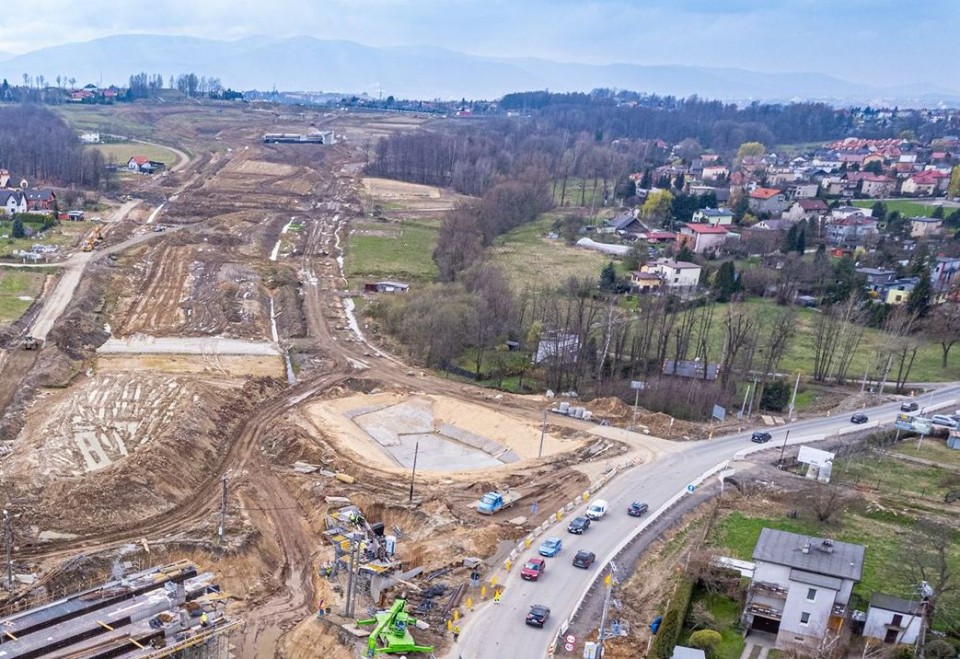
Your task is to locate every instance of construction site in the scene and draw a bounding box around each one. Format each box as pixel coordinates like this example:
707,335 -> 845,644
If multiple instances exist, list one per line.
0,104 -> 648,657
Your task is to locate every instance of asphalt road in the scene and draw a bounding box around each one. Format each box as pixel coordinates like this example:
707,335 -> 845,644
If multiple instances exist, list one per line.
451,384 -> 960,659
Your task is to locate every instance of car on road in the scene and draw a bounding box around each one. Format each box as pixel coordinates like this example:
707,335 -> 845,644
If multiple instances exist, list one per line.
568,516 -> 591,534
751,431 -> 772,443
627,501 -> 649,517
850,413 -> 869,424
538,537 -> 563,557
521,557 -> 546,581
900,401 -> 919,412
931,414 -> 959,429
573,550 -> 596,569
526,604 -> 551,628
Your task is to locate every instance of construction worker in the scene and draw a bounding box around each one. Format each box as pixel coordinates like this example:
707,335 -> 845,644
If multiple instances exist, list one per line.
493,590 -> 502,605
453,625 -> 461,642
200,612 -> 209,627
317,599 -> 325,618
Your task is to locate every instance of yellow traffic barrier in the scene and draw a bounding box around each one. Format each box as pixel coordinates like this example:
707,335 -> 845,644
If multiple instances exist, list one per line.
447,619 -> 453,631
481,586 -> 487,599
491,575 -> 498,587
582,491 -> 590,502
453,609 -> 460,622
504,559 -> 512,572
467,597 -> 474,611
524,537 -> 531,548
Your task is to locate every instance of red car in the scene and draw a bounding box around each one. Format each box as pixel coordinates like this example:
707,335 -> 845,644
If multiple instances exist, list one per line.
520,557 -> 546,581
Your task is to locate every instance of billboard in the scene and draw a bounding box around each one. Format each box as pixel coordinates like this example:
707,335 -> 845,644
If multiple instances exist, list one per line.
797,445 -> 835,468
895,413 -> 915,431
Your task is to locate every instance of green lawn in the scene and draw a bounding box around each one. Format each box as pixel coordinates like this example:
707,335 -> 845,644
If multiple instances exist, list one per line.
345,218 -> 439,284
489,214 -> 610,289
0,269 -> 47,321
890,437 -> 960,469
833,448 -> 955,500
852,199 -> 941,218
680,593 -> 746,659
90,143 -> 178,168
701,299 -> 960,383
552,177 -> 610,210
0,219 -> 91,258
55,105 -> 158,137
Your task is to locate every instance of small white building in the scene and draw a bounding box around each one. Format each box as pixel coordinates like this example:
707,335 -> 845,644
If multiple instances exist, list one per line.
863,593 -> 924,645
642,259 -> 702,291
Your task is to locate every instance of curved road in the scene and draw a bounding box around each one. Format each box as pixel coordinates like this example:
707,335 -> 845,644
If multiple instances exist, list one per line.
452,385 -> 960,659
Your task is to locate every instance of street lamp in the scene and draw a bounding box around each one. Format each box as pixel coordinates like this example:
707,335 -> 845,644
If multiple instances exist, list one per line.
539,408 -> 548,458
778,430 -> 791,469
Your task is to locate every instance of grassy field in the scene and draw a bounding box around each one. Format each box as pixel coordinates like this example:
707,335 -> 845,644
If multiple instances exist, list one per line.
0,220 -> 91,258
90,143 -> 178,168
489,214 -> 610,289
700,299 -> 960,383
679,593 -> 746,659
0,269 -> 47,322
852,199 -> 941,217
344,218 -> 440,284
55,105 -> 157,137
552,177 -> 610,210
890,436 -> 960,468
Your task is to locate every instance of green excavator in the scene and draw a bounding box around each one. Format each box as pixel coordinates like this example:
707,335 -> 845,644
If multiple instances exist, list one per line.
356,598 -> 434,656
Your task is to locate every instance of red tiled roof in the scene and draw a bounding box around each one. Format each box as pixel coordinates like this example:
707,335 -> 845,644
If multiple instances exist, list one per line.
798,199 -> 829,211
749,187 -> 782,200
683,223 -> 729,234
130,155 -> 150,165
911,170 -> 949,183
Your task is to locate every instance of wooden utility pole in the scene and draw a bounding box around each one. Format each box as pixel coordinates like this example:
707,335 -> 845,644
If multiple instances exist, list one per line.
218,476 -> 228,545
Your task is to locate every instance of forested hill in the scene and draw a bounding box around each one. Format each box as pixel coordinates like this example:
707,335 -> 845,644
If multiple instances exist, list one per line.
0,105 -> 105,186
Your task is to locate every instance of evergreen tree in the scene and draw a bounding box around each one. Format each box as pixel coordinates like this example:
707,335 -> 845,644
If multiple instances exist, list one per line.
712,261 -> 739,302
676,244 -> 696,263
906,267 -> 933,318
932,205 -> 945,219
639,169 -> 652,190
796,226 -> 806,253
781,224 -> 799,254
11,216 -> 25,239
599,261 -> 618,292
674,171 -> 685,191
871,201 -> 887,223
732,194 -> 750,223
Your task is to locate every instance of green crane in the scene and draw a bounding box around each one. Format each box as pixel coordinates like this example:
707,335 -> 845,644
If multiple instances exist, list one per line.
356,598 -> 434,656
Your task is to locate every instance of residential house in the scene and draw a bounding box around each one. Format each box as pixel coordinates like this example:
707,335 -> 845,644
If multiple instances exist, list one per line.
691,207 -> 734,226
882,277 -> 920,305
701,165 -> 729,182
24,189 -> 57,214
127,156 -> 150,171
910,216 -> 943,238
932,256 -> 960,292
902,170 -> 949,196
607,211 -> 644,235
856,267 -> 898,296
787,183 -> 820,199
638,231 -> 677,244
641,259 -> 702,291
820,177 -> 845,197
843,172 -> 895,198
831,206 -> 871,220
629,271 -> 663,294
825,214 -> 879,246
677,223 -> 731,255
784,199 -> 829,223
863,594 -> 924,645
748,188 -> 788,215
0,190 -> 27,216
743,529 -> 864,651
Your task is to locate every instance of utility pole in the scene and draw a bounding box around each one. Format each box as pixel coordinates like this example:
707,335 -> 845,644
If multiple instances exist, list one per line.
3,509 -> 12,589
539,409 -> 547,458
408,441 -> 419,503
598,563 -> 617,658
739,381 -> 752,420
787,371 -> 802,421
746,378 -> 758,418
778,430 -> 791,469
218,475 -> 228,545
878,355 -> 893,396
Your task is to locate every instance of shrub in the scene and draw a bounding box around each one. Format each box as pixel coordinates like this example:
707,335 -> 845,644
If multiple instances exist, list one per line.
689,629 -> 722,656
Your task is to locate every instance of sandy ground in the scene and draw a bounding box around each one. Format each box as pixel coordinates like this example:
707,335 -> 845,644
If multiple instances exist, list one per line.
96,354 -> 284,378
304,392 -> 582,473
97,335 -> 282,356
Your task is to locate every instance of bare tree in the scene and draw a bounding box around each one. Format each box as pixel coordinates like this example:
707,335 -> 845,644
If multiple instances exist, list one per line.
803,482 -> 848,522
900,518 -> 960,633
719,304 -> 757,388
925,299 -> 960,368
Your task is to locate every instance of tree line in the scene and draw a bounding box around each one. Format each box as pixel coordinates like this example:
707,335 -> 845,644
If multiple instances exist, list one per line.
0,105 -> 106,186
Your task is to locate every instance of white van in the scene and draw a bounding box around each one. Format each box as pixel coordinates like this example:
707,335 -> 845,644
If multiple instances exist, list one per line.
585,499 -> 608,521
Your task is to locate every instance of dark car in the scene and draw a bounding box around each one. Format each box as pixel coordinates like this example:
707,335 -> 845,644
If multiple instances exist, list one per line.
573,550 -> 596,569
850,413 -> 869,424
751,431 -> 772,443
627,501 -> 649,517
526,604 -> 551,628
567,516 -> 591,534
900,401 -> 919,412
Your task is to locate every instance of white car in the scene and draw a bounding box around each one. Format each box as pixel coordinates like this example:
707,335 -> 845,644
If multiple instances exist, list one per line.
931,415 -> 958,429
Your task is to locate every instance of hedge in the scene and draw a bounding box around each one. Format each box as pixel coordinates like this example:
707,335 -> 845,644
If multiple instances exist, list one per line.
652,577 -> 695,659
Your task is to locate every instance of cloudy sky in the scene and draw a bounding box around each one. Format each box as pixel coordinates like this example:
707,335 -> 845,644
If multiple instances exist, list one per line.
2,0 -> 958,87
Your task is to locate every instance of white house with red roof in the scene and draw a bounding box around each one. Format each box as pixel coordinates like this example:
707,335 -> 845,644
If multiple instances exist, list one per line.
677,223 -> 733,255
902,170 -> 950,196
127,155 -> 150,171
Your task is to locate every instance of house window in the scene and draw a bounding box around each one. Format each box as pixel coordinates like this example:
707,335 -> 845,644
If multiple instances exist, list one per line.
806,588 -> 817,602
800,612 -> 811,625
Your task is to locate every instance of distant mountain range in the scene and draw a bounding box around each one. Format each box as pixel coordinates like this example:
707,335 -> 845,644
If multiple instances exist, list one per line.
1,34 -> 958,106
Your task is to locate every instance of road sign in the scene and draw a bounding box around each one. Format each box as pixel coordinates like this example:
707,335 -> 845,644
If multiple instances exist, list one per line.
712,404 -> 726,421
565,643 -> 575,652
630,380 -> 646,390
686,484 -> 696,493
566,634 -> 577,644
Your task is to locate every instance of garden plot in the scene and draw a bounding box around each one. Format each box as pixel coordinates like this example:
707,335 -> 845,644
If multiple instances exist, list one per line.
305,392 -> 579,473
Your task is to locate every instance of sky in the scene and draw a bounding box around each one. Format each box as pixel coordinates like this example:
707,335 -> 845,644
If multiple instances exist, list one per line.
1,0 -> 958,88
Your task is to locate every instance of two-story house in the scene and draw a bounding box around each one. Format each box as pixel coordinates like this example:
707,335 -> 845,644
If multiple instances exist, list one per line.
748,188 -> 788,215
0,190 -> 28,216
932,256 -> 960,293
902,170 -> 950,196
825,215 -> 878,246
881,278 -> 920,305
783,199 -> 829,223
910,217 -> 943,238
640,259 -> 702,292
856,267 -> 898,297
744,529 -> 865,651
677,223 -> 732,255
